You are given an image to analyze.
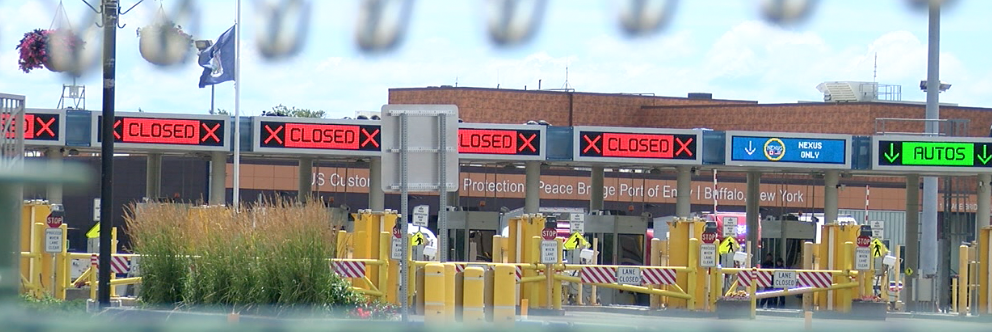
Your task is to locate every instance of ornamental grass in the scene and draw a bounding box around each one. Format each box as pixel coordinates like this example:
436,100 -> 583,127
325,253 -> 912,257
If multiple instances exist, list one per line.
125,198 -> 380,317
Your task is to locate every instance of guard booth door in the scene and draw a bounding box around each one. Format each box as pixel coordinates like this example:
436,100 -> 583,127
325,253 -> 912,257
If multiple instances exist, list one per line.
583,215 -> 648,305
446,211 -> 501,262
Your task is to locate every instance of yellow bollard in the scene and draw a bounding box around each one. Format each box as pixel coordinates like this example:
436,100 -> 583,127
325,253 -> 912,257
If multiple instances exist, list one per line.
687,238 -> 699,311
959,244 -> 969,316
463,267 -> 486,324
749,267 -> 757,320
492,235 -> 503,264
493,264 -> 517,326
379,232 -> 390,303
444,263 -> 456,323
529,236 -> 541,307
354,230 -> 367,289
553,237 -> 563,311
840,241 -> 854,313
650,238 -> 661,309
508,218 -> 519,264
952,277 -> 959,313
803,242 -> 813,311
336,230 -> 348,259
55,223 -> 68,300
424,263 -> 445,324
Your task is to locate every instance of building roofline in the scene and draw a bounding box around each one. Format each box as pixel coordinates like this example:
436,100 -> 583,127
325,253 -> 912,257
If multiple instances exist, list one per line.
642,100 -> 992,111
389,86 -> 759,104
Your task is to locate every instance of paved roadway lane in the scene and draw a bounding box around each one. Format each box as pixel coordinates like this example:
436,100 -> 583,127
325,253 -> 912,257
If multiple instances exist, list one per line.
522,311 -> 988,331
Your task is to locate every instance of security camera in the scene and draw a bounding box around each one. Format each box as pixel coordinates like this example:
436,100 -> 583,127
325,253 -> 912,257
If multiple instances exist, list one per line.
920,80 -> 951,92
882,255 -> 898,267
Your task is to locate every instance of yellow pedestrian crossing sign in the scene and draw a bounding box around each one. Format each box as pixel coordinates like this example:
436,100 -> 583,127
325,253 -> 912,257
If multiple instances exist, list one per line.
871,238 -> 888,258
86,222 -> 100,238
564,232 -> 590,250
411,232 -> 426,246
719,237 -> 739,254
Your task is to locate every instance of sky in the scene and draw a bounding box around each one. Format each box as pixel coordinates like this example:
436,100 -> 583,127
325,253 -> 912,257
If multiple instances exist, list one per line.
1,0 -> 991,120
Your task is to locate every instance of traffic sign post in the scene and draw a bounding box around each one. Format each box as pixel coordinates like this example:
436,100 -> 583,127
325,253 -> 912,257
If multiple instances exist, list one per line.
570,221 -> 584,235
616,266 -> 642,285
540,240 -> 557,264
722,217 -> 738,238
44,228 -> 63,254
857,235 -> 871,248
855,247 -> 871,270
381,104 -> 459,323
773,270 -> 797,289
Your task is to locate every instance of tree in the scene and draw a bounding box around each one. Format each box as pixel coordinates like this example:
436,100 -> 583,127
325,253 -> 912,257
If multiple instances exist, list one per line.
263,104 -> 325,118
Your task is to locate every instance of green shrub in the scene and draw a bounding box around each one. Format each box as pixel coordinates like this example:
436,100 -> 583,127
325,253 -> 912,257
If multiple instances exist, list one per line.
126,198 -> 363,316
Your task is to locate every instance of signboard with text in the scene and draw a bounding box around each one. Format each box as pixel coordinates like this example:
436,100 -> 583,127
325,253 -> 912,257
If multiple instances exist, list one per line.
93,112 -> 229,152
573,127 -> 701,165
726,131 -> 851,169
872,135 -> 992,173
3,109 -> 65,146
457,123 -> 545,161
253,117 -> 381,156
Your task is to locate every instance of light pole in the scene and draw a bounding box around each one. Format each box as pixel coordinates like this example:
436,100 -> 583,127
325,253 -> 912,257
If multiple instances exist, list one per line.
195,39 -> 215,114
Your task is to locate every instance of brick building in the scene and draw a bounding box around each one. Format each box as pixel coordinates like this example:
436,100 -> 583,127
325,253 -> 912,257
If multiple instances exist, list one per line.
388,86 -> 992,137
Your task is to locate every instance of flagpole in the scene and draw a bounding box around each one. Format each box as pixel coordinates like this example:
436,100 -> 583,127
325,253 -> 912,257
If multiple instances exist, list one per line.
233,0 -> 242,210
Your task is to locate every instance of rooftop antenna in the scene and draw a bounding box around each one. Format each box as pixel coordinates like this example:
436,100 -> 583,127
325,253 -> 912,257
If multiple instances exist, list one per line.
455,76 -> 459,87
873,52 -> 877,83
562,66 -> 572,90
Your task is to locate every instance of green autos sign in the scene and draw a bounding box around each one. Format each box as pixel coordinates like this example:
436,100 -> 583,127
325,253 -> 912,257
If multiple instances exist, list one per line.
874,136 -> 992,172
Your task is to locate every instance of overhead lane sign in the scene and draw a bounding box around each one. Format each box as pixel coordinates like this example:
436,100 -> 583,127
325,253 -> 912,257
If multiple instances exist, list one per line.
252,117 -> 381,156
457,123 -> 545,161
573,127 -> 701,165
725,131 -> 851,169
93,112 -> 229,152
3,109 -> 65,146
872,135 -> 992,173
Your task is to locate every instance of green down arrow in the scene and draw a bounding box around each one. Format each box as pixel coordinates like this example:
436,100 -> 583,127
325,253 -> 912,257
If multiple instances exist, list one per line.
884,143 -> 900,163
979,145 -> 992,165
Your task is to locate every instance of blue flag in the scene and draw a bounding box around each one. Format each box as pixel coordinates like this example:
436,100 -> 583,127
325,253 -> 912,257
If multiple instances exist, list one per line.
198,25 -> 236,88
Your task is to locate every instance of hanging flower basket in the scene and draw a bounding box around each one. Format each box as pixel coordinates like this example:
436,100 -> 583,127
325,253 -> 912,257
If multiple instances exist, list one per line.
16,28 -> 85,73
138,20 -> 193,66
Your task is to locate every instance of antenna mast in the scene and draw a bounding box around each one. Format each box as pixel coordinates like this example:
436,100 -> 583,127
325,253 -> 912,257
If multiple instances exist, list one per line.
562,66 -> 572,90
873,52 -> 877,83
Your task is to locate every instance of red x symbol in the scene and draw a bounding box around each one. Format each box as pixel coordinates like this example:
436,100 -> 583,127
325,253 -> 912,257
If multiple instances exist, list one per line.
518,133 -> 537,152
201,123 -> 221,143
264,125 -> 283,144
35,117 -> 55,138
113,120 -> 122,140
675,137 -> 693,156
582,135 -> 601,154
361,128 -> 380,148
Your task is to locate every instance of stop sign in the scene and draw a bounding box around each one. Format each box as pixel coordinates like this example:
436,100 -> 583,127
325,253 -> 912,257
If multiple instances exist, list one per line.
393,226 -> 402,239
46,213 -> 63,228
701,232 -> 717,244
856,236 -> 871,247
541,227 -> 556,240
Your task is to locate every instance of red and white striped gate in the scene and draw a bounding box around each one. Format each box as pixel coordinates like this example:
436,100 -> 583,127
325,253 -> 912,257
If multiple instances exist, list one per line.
580,266 -> 617,284
332,261 -> 366,279
641,268 -> 677,285
798,272 -> 833,288
738,270 -> 772,288
90,254 -> 131,274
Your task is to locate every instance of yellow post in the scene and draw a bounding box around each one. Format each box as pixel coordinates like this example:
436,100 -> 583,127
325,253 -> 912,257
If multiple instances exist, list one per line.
111,227 -> 118,298
424,263 -> 445,324
591,236 -> 599,305
492,235 -> 503,264
803,242 -> 813,311
979,228 -> 991,314
687,238 -> 699,311
444,263 -> 456,323
553,237 -> 563,310
55,223 -> 68,300
840,241 -> 854,313
659,239 -> 669,307
463,266 -> 486,324
387,236 -> 400,305
710,266 -> 720,311
500,237 -> 509,263
894,244 -> 902,306
354,231 -> 367,289
959,244 -> 969,316
668,220 -> 689,309
89,255 -> 97,300
508,217 -> 519,264
336,230 -> 348,259
530,236 -> 543,308
650,238 -> 661,309
749,267 -> 757,320
493,264 -> 516,327
379,232 -> 390,303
